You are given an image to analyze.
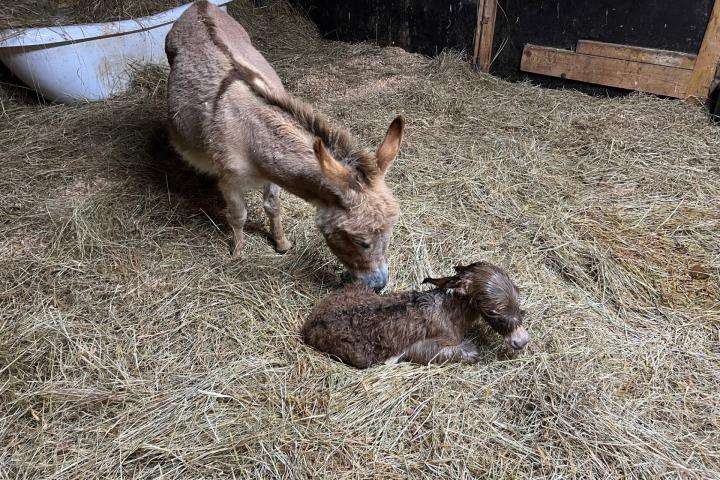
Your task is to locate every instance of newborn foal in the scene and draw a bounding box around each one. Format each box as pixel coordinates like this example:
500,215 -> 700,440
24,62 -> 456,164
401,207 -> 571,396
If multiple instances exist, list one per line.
302,261 -> 529,368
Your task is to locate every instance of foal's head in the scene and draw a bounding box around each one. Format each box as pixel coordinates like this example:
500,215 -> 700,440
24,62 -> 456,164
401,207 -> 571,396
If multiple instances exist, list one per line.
313,116 -> 403,291
424,261 -> 530,350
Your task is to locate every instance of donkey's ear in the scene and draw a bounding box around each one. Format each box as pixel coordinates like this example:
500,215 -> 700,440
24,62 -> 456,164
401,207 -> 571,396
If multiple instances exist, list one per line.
422,275 -> 465,293
314,137 -> 352,190
376,115 -> 404,174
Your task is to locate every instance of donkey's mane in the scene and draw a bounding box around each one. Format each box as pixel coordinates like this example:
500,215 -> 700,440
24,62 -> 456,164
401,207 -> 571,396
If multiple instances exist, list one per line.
197,1 -> 379,181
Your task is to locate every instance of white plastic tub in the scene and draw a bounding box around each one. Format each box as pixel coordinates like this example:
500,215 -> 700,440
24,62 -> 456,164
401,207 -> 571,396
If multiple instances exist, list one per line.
0,0 -> 232,103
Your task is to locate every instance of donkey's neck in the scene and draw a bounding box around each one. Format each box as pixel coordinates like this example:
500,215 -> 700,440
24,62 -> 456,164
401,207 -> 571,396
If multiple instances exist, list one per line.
243,75 -> 379,183
253,125 -> 342,207
265,156 -> 339,206
437,292 -> 482,333
244,87 -> 377,207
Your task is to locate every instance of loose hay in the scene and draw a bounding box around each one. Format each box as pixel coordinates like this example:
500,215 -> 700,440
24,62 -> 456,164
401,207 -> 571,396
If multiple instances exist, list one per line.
1,1 -> 719,478
0,1 -> 188,29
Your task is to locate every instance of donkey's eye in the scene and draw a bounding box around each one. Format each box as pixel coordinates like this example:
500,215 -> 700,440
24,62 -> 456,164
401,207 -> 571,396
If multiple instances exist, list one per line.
352,238 -> 371,249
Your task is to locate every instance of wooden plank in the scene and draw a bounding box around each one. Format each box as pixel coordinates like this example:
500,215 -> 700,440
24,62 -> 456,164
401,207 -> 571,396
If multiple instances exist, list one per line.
478,0 -> 498,72
521,45 -> 692,98
576,40 -> 696,70
687,0 -> 720,98
472,0 -> 485,66
473,0 -> 497,72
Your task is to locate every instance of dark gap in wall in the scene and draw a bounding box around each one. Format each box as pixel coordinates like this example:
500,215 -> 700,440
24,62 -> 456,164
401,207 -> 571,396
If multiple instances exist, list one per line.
291,0 -> 714,97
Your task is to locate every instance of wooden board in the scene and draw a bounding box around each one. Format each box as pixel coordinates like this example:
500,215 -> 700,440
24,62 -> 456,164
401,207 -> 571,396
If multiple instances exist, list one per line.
473,0 -> 498,72
521,45 -> 693,98
576,40 -> 697,70
687,0 -> 720,98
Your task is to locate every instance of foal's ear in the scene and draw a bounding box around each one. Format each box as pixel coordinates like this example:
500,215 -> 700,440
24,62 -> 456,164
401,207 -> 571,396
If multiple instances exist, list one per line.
314,137 -> 352,191
376,115 -> 404,174
422,274 -> 466,294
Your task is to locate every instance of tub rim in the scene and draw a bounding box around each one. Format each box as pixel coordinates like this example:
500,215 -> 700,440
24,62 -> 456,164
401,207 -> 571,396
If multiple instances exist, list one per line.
0,0 -> 231,48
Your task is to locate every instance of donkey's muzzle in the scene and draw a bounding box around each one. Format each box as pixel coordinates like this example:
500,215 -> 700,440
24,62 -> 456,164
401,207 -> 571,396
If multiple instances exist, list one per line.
345,264 -> 389,292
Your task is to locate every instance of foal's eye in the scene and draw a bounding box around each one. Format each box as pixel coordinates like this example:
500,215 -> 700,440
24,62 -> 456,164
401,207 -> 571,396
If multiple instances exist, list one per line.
352,238 -> 371,249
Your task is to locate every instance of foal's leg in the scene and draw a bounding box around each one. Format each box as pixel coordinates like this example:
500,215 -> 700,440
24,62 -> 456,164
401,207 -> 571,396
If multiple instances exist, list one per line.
218,176 -> 248,258
404,338 -> 480,365
262,183 -> 292,253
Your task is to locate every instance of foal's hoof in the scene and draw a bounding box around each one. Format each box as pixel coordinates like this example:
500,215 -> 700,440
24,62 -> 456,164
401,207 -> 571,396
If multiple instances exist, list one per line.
274,238 -> 292,254
459,341 -> 481,363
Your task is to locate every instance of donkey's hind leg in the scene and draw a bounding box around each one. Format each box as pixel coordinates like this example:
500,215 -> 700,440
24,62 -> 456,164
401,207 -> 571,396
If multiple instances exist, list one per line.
405,338 -> 480,365
218,175 -> 248,258
263,183 -> 292,253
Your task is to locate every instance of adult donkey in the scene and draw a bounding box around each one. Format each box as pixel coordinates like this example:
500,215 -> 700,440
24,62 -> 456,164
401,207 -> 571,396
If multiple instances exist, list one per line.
165,1 -> 403,290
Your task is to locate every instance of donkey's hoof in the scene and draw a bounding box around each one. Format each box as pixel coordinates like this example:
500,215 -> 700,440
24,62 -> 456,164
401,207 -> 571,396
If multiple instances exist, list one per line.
274,238 -> 292,253
230,243 -> 244,259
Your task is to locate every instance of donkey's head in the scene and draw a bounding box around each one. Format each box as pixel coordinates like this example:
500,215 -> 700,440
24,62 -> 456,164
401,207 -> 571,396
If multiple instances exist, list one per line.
423,262 -> 530,350
313,116 -> 404,291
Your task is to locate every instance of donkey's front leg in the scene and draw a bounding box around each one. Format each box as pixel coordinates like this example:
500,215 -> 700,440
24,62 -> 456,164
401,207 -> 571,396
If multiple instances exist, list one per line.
218,176 -> 248,258
263,183 -> 292,253
405,338 -> 480,365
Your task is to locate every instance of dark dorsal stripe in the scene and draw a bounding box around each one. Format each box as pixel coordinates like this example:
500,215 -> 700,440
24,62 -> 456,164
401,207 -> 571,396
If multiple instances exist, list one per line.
197,1 -> 378,181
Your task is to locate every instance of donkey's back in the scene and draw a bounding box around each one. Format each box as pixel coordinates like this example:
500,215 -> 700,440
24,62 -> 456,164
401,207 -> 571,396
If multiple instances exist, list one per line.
165,1 -> 283,160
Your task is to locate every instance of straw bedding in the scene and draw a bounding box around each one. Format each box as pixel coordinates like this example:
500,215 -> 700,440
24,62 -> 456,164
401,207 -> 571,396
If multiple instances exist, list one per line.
1,1 -> 719,478
0,1 -> 188,29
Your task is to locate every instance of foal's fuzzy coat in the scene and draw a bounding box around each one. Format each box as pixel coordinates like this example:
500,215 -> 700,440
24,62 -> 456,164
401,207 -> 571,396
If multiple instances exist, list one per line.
302,262 -> 530,368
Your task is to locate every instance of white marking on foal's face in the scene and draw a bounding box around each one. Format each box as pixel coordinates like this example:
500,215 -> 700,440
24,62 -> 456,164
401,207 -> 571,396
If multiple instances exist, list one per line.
505,325 -> 530,350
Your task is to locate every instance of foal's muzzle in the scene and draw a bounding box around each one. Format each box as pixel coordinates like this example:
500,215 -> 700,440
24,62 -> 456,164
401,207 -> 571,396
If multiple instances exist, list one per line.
506,325 -> 530,350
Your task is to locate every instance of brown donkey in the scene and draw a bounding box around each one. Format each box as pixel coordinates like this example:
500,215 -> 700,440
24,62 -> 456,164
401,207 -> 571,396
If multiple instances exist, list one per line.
165,1 -> 403,290
302,262 -> 530,368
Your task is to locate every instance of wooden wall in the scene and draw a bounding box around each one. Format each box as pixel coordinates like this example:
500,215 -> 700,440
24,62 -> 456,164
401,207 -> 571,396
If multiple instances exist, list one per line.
493,0 -> 715,94
292,0 -> 478,56
292,0 -> 715,96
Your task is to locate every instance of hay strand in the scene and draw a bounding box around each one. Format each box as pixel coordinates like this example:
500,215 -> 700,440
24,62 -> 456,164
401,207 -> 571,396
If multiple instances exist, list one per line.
1,1 -> 719,478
